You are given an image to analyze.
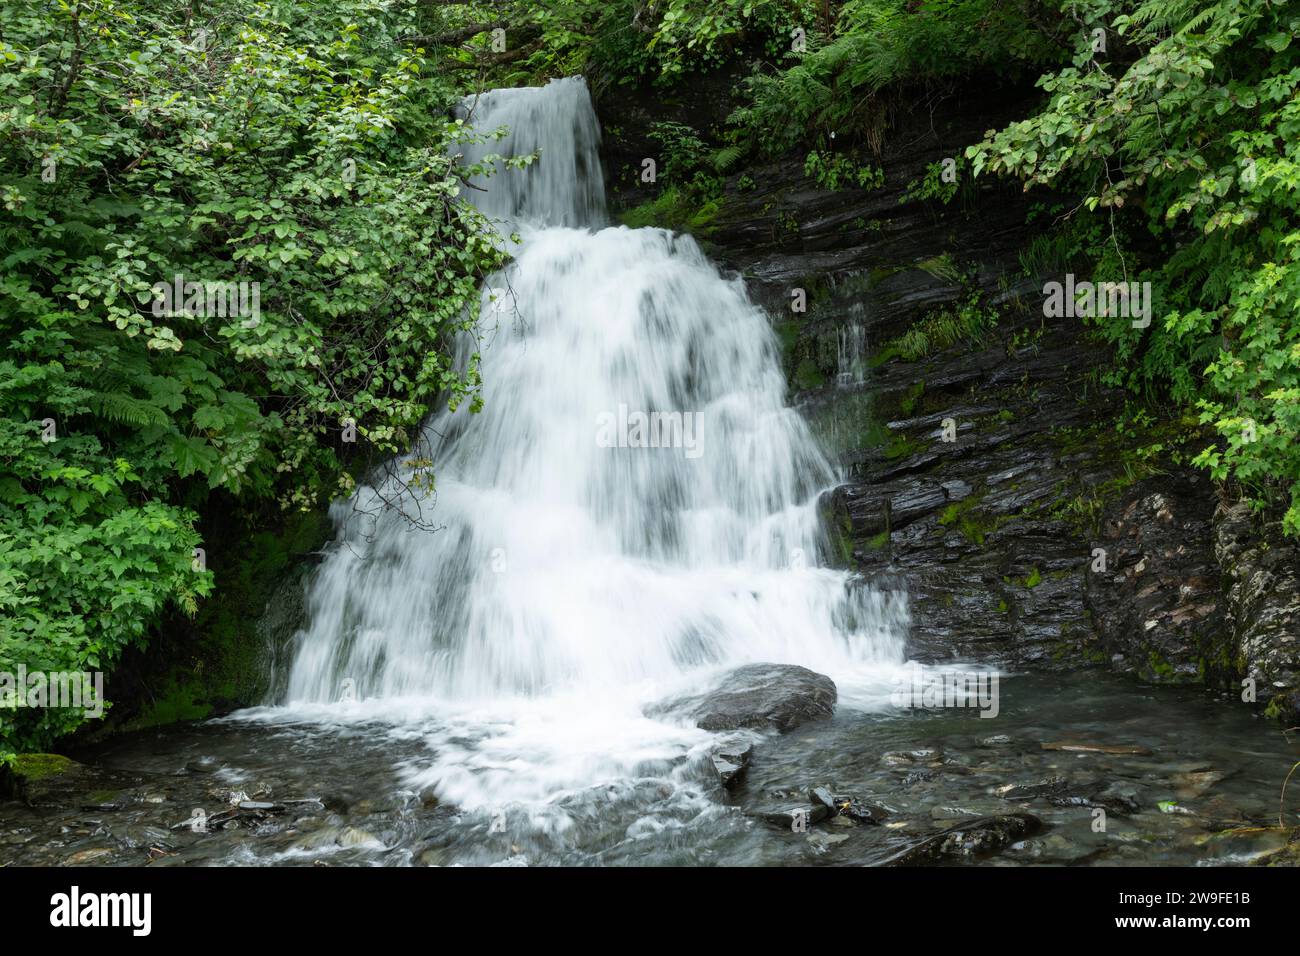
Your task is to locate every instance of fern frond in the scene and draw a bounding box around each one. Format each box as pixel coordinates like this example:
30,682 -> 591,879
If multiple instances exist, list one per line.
83,390 -> 172,428
711,144 -> 747,172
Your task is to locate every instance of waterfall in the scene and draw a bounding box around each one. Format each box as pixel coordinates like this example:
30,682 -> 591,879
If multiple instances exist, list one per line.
837,305 -> 868,388
272,77 -> 909,811
454,76 -> 606,229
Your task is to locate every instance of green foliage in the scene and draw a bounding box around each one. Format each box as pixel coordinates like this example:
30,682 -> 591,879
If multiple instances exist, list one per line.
619,186 -> 722,235
727,0 -> 1064,158
499,0 -> 660,88
885,291 -> 999,361
450,0 -> 815,89
969,0 -> 1300,533
937,492 -> 995,546
648,121 -> 711,185
647,0 -> 817,79
803,149 -> 885,190
901,158 -> 968,206
0,0 -> 507,755
1017,213 -> 1105,279
621,121 -> 725,235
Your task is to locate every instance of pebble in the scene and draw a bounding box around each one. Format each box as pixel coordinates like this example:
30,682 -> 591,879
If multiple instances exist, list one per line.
64,848 -> 113,865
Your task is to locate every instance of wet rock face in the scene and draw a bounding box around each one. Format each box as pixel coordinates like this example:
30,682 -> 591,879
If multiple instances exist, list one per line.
650,663 -> 837,732
1214,502 -> 1300,723
1086,474 -> 1225,683
257,562 -> 315,703
594,79 -> 1128,673
792,275 -> 1145,674
1079,484 -> 1300,707
595,72 -> 1300,719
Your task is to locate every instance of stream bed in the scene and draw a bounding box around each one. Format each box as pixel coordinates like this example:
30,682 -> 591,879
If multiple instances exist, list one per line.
4,671 -> 1295,867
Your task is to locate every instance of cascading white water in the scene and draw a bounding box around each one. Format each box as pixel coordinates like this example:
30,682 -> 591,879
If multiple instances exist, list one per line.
273,77 -> 910,813
453,78 -> 605,229
837,305 -> 868,388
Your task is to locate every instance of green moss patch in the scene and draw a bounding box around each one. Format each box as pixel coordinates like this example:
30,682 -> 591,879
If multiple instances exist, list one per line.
619,187 -> 722,237
12,753 -> 78,780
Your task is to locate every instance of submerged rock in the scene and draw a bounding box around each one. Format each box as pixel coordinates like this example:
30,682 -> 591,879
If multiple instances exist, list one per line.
881,748 -> 945,766
710,739 -> 754,789
930,804 -> 1003,821
337,827 -> 383,848
1041,741 -> 1151,756
807,831 -> 851,850
1174,770 -> 1231,799
1090,782 -> 1143,816
996,776 -> 1068,801
761,804 -> 829,831
649,663 -> 837,732
834,796 -> 890,824
881,813 -> 1043,865
63,847 -> 114,866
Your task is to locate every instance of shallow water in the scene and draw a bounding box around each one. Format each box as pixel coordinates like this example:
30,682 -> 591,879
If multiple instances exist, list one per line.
4,670 -> 1294,867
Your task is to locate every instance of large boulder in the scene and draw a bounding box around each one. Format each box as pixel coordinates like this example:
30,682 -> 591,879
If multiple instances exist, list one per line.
650,663 -> 837,732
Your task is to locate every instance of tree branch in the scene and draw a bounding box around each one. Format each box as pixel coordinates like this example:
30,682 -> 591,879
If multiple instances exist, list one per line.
405,17 -> 542,47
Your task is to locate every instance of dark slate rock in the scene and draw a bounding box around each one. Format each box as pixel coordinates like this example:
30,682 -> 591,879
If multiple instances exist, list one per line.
760,803 -> 829,831
710,739 -> 754,789
809,786 -> 837,814
880,813 -> 1043,865
649,663 -> 836,732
